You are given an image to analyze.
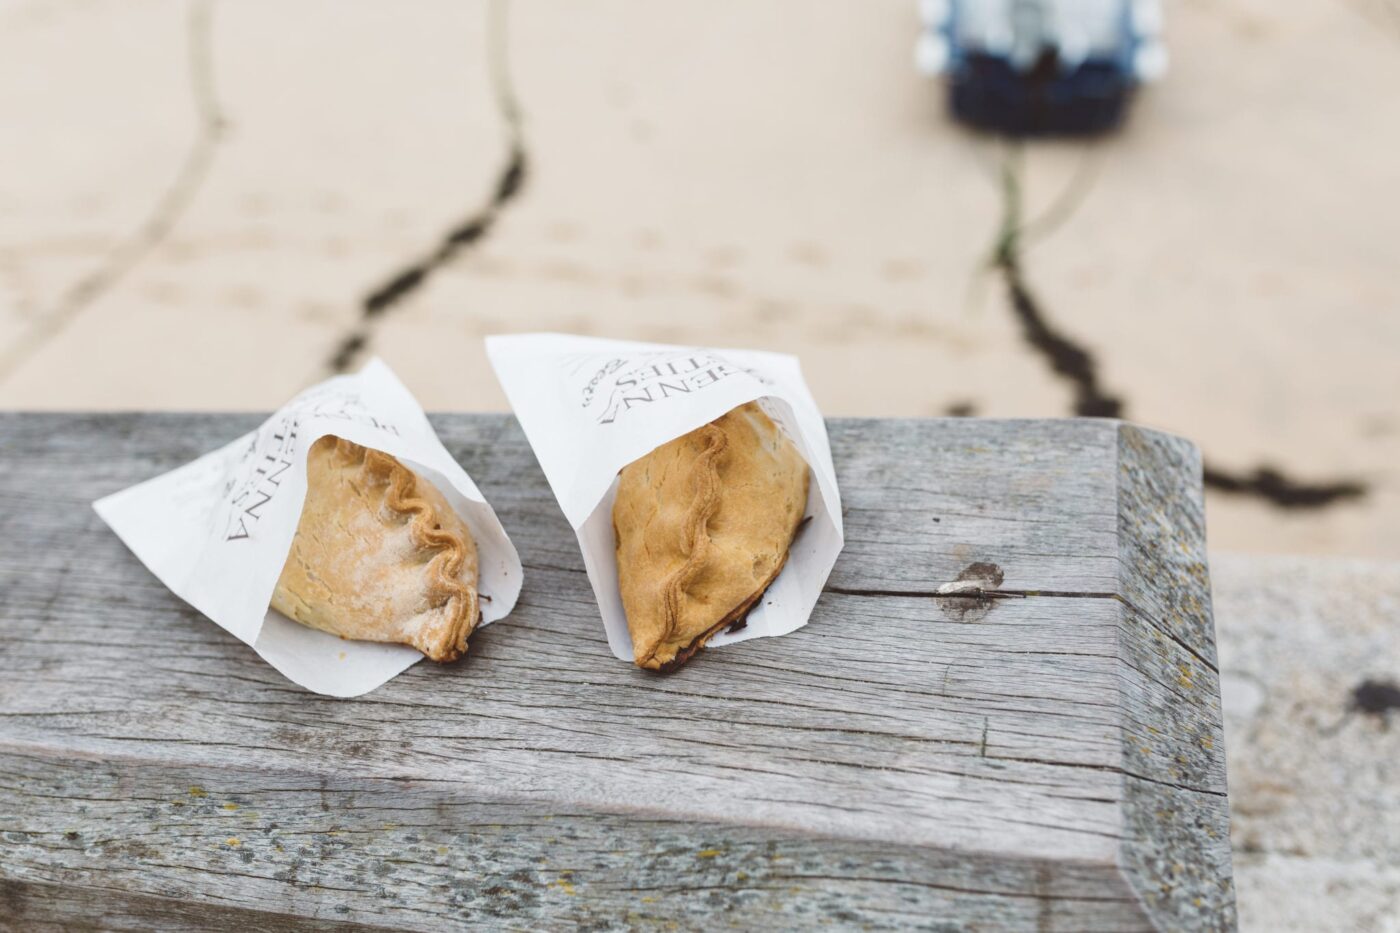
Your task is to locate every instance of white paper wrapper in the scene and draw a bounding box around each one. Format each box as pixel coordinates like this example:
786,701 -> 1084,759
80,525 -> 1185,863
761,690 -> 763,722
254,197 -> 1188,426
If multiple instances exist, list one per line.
93,359 -> 522,697
486,333 -> 843,661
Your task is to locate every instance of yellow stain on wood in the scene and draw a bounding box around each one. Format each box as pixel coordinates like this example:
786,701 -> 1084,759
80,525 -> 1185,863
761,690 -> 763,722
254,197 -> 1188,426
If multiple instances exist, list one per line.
225,837 -> 240,847
640,896 -> 656,904
222,802 -> 238,811
697,848 -> 722,859
188,786 -> 207,798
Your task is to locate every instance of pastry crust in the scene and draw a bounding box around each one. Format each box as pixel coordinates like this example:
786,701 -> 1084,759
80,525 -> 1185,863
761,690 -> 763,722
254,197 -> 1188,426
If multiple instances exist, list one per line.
271,435 -> 480,662
613,402 -> 809,671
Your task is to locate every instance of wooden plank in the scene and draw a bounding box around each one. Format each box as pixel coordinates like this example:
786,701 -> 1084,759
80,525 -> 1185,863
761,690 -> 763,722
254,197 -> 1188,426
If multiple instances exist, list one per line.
0,413 -> 1235,930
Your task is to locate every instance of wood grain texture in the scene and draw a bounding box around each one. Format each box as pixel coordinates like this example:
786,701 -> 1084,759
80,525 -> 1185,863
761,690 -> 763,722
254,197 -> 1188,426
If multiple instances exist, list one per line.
0,413 -> 1235,930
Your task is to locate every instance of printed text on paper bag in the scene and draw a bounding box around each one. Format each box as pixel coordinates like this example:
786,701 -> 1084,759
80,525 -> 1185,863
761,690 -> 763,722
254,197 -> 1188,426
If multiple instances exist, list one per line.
581,352 -> 764,425
220,396 -> 400,542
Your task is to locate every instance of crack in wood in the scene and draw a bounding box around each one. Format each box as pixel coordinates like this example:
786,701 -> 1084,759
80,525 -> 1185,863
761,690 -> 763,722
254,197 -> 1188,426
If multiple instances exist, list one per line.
826,586 -> 1116,600
328,0 -> 527,373
987,144 -> 1367,510
828,583 -> 1221,678
986,753 -> 1228,799
0,0 -> 226,387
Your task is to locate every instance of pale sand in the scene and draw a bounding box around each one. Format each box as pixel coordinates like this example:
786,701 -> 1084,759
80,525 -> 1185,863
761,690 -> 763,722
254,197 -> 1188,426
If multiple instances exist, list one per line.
1,0 -> 1396,557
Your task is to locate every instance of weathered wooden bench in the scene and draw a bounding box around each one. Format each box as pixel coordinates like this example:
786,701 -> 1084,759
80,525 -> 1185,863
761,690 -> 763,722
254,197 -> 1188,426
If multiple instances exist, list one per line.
0,413 -> 1234,931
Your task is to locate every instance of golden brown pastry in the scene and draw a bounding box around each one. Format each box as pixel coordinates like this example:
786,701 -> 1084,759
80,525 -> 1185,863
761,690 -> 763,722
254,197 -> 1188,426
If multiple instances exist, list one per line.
271,436 -> 480,662
613,402 -> 809,672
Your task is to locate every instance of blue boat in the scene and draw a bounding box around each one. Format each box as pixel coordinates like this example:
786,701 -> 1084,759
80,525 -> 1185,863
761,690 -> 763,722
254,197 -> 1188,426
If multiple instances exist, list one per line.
917,0 -> 1167,135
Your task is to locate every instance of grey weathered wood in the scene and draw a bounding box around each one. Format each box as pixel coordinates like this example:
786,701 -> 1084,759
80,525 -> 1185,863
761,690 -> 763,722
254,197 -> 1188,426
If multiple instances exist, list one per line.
0,413 -> 1235,931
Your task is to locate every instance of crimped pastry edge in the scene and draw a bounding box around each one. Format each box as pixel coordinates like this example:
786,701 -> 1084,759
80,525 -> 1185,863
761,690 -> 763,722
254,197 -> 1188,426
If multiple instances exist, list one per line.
643,422 -> 729,663
326,437 -> 480,662
629,404 -> 803,672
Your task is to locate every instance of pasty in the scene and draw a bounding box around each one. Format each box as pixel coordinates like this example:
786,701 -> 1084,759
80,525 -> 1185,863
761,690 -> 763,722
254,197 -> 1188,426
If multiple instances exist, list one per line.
271,436 -> 480,662
613,402 -> 809,671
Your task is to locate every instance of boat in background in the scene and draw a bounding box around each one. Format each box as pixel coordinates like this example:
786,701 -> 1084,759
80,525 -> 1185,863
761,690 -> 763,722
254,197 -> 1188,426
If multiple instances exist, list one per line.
917,0 -> 1167,135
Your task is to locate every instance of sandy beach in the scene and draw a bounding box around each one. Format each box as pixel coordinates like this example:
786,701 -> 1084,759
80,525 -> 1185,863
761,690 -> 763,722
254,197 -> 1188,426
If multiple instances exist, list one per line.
1,0 -> 1397,557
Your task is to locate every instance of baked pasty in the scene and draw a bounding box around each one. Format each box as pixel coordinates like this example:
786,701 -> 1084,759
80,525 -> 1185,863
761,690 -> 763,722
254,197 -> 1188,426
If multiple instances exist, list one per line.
271,436 -> 480,662
613,402 -> 809,671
